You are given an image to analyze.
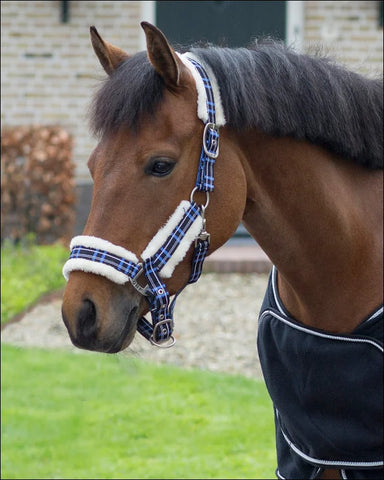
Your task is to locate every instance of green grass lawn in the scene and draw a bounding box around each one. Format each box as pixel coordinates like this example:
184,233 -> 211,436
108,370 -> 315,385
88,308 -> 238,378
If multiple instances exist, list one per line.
2,344 -> 275,479
1,240 -> 276,478
1,239 -> 68,324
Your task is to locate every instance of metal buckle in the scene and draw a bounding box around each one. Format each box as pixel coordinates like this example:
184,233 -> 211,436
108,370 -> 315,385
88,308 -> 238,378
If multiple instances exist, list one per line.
150,319 -> 176,348
203,122 -> 219,158
130,266 -> 150,296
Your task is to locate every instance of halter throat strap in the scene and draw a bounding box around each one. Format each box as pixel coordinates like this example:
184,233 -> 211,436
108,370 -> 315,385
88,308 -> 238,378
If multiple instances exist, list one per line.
63,55 -> 222,347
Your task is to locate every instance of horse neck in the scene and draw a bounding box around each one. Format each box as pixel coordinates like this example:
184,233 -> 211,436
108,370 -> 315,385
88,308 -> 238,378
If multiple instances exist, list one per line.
237,131 -> 383,333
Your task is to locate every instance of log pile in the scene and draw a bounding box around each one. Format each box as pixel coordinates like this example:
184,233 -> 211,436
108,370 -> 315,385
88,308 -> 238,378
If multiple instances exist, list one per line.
1,125 -> 76,245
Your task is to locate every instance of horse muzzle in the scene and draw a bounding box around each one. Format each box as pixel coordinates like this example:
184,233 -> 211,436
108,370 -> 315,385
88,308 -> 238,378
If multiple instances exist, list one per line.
61,271 -> 143,353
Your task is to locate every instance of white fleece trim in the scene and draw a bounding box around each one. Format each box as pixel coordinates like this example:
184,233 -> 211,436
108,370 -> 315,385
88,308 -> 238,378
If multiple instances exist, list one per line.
64,203 -> 203,282
69,235 -> 139,263
62,258 -> 129,284
141,200 -> 203,278
141,201 -> 190,260
177,52 -> 226,127
159,214 -> 203,278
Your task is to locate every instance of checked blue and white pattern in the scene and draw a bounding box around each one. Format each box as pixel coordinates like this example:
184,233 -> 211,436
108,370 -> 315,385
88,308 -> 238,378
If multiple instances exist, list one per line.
69,245 -> 141,279
143,258 -> 172,341
189,236 -> 210,284
187,57 -> 217,122
187,57 -> 219,192
140,202 -> 204,342
147,202 -> 201,271
139,233 -> 210,343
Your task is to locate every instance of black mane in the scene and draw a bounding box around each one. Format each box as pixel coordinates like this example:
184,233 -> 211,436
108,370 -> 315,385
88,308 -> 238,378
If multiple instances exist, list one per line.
90,42 -> 383,169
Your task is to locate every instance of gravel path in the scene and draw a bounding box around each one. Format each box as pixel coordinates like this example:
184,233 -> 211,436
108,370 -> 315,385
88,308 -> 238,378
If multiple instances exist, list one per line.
1,273 -> 269,379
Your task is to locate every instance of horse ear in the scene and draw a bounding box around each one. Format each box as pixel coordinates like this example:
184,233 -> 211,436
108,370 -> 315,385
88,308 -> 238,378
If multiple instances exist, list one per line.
90,26 -> 129,75
141,21 -> 183,88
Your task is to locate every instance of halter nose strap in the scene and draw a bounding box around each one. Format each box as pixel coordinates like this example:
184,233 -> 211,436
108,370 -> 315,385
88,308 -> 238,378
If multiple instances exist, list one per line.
63,55 -> 223,347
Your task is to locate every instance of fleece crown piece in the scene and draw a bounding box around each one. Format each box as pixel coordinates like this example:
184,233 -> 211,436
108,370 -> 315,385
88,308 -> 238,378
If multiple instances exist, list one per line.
178,52 -> 226,127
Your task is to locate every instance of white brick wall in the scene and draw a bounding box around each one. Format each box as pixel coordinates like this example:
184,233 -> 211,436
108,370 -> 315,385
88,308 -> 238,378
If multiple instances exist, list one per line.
2,1 -> 383,183
304,1 -> 383,76
1,0 -> 144,182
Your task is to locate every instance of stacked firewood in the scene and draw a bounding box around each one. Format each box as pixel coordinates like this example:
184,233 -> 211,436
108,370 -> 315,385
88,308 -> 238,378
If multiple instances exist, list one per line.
1,125 -> 76,245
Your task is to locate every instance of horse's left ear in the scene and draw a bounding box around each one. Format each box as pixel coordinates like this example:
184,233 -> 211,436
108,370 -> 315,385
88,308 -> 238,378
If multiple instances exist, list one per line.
90,26 -> 130,75
141,21 -> 184,88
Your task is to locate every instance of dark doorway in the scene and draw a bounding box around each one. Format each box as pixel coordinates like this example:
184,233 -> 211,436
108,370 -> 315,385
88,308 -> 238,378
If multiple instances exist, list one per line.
157,1 -> 286,243
156,1 -> 286,48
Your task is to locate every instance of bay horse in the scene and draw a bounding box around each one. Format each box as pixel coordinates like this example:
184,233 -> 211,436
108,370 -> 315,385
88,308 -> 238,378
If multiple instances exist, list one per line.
62,22 -> 383,480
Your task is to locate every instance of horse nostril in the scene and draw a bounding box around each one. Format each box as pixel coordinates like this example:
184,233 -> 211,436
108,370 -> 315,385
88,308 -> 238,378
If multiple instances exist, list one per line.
77,299 -> 98,343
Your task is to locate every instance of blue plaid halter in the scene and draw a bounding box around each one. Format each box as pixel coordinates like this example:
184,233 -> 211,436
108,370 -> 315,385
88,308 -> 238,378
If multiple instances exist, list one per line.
64,57 -> 220,347
187,56 -> 220,192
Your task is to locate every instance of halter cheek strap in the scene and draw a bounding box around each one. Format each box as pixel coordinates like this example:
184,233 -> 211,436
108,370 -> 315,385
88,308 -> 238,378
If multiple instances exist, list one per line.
63,55 -> 223,347
179,52 -> 226,192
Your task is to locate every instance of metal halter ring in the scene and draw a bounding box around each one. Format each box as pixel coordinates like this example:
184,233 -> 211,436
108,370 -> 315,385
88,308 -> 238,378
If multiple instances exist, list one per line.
190,187 -> 210,212
149,319 -> 176,348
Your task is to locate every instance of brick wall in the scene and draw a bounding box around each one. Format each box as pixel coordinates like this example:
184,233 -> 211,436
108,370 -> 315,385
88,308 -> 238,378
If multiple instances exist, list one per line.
304,1 -> 383,77
1,0 -> 143,182
2,1 -> 383,186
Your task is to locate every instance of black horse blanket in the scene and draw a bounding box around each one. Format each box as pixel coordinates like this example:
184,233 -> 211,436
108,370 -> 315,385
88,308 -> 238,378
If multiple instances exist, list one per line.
257,267 -> 383,480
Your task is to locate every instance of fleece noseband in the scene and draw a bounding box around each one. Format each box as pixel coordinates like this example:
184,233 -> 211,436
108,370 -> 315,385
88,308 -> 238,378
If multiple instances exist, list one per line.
63,54 -> 225,347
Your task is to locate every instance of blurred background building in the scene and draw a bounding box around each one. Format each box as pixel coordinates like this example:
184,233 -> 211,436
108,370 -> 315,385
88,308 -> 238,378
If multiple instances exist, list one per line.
1,1 -> 383,238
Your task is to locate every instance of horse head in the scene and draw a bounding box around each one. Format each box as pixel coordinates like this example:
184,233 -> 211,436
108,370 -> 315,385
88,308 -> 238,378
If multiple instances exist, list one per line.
61,22 -> 247,353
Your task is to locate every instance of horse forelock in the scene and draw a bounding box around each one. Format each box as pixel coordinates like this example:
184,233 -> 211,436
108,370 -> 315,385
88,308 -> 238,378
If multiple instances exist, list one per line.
89,51 -> 165,137
89,42 -> 383,169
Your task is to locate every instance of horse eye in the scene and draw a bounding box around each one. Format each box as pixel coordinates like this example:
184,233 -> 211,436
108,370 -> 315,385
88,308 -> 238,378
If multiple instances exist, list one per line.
145,158 -> 176,177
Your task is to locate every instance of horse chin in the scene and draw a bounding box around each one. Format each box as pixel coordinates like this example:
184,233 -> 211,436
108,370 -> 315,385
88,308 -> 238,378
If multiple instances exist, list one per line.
101,298 -> 149,353
65,310 -> 136,354
104,307 -> 139,353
